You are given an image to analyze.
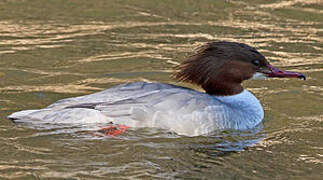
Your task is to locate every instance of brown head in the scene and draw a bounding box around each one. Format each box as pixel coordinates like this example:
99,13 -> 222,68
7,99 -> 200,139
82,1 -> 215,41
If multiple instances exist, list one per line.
175,41 -> 305,96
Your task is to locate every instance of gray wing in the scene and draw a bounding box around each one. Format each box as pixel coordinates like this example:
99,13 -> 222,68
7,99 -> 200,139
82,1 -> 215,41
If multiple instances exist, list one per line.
46,82 -> 183,109
8,82 -> 227,135
9,82 -> 206,121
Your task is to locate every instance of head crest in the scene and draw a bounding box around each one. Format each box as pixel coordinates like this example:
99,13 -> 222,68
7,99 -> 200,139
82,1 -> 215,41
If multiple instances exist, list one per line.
174,41 -> 232,86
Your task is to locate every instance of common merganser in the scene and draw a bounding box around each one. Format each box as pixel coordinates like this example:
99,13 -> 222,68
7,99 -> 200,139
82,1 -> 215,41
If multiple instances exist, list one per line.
8,41 -> 305,136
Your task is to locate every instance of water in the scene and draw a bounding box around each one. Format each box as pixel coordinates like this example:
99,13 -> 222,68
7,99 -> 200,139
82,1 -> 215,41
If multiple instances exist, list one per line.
0,0 -> 322,179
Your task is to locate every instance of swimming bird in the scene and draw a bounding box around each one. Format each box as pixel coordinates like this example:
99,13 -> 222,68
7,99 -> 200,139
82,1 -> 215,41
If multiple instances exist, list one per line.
8,41 -> 305,136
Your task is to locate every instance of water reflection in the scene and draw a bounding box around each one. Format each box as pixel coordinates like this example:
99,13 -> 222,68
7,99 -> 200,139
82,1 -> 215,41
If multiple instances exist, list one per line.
259,0 -> 322,9
78,50 -> 171,63
0,84 -> 102,94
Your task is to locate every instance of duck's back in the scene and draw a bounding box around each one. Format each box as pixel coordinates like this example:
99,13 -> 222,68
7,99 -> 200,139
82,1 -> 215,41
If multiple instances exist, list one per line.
8,82 -> 263,136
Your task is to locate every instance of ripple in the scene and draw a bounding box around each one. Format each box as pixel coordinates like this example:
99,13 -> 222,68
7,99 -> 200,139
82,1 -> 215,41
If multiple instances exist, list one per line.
259,0 -> 322,9
0,84 -> 102,94
78,50 -> 171,63
298,154 -> 323,164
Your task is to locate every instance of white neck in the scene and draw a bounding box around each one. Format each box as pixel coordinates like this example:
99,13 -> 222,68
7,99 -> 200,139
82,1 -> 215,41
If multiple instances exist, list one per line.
213,89 -> 264,129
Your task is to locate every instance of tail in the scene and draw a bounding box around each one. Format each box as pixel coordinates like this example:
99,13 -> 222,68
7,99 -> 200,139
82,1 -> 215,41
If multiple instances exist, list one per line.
7,109 -> 45,122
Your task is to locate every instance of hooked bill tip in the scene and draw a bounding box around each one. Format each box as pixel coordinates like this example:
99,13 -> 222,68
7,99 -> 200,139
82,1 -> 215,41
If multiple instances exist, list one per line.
298,74 -> 306,80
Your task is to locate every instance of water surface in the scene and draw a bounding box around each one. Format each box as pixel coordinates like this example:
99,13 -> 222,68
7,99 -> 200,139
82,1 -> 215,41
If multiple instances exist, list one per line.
0,0 -> 322,179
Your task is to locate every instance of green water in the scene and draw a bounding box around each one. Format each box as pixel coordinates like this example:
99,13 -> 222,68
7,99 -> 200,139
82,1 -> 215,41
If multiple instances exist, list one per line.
0,0 -> 322,179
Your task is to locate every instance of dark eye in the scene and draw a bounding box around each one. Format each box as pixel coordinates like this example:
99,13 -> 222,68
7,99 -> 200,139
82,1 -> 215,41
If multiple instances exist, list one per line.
252,60 -> 260,66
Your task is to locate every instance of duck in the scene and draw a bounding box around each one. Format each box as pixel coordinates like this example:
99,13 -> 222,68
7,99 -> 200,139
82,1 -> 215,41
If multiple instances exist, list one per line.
8,41 -> 305,136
